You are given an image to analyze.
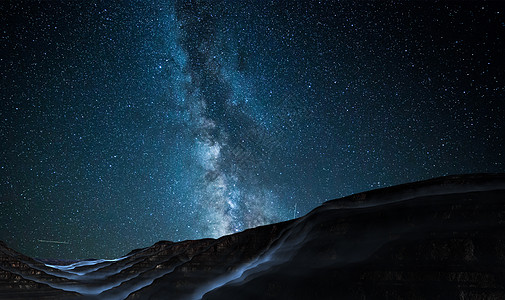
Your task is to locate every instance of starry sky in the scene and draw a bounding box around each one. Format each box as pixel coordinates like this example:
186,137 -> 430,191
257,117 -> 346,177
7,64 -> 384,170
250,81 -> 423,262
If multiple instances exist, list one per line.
2,0 -> 504,259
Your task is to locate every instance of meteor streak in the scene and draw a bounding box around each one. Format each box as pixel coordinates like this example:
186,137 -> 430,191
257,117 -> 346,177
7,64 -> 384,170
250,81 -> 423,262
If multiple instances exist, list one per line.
37,239 -> 70,245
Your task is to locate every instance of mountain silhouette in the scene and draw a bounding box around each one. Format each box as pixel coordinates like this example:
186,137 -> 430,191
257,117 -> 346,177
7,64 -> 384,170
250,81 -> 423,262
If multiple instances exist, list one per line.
1,173 -> 505,299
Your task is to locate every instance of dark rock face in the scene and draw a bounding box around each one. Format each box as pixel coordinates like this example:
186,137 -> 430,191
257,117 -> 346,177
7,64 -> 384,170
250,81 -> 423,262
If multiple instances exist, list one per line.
1,173 -> 505,299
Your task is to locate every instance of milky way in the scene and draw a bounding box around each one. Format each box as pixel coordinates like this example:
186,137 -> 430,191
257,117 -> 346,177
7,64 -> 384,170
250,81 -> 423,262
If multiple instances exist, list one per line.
1,0 -> 504,259
164,2 -> 288,237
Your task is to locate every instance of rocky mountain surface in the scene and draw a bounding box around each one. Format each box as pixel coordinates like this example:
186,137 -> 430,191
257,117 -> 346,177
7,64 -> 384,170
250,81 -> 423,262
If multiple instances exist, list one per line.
2,173 -> 505,299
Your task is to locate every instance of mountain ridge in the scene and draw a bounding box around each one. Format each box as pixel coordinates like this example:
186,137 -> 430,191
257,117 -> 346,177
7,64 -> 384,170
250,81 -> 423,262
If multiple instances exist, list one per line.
1,173 -> 505,299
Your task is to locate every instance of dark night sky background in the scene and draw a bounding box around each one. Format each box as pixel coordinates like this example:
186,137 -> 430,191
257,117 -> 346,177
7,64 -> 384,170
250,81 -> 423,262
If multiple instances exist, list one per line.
1,0 -> 504,259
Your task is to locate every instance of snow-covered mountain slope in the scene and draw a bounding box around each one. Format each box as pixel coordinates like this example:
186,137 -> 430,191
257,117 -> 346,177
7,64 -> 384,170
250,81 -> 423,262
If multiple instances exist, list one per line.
2,173 -> 505,299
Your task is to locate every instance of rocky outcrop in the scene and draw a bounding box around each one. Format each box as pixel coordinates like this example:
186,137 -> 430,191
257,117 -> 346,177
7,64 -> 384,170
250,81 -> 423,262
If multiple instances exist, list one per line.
0,241 -> 81,299
1,173 -> 505,299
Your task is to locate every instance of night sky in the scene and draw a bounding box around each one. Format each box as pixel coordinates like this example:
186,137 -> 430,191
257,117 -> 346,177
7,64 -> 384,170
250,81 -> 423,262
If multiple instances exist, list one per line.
2,0 -> 504,259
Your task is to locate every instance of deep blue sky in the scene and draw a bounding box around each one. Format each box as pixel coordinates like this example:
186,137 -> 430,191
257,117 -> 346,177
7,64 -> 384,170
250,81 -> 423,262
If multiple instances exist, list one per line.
1,0 -> 504,259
